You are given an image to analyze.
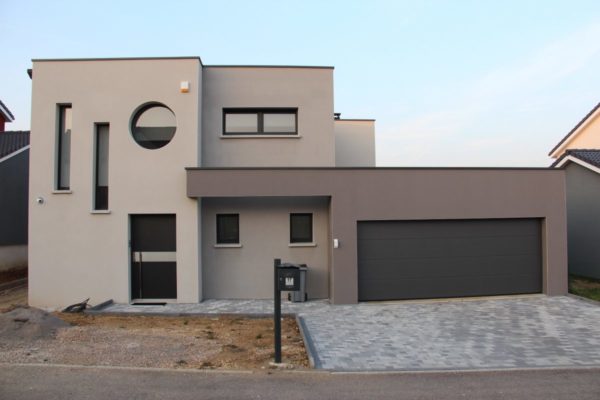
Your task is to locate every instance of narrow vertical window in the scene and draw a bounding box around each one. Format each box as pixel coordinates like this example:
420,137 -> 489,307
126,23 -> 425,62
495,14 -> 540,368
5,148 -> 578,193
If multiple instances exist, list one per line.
57,105 -> 72,190
94,124 -> 109,210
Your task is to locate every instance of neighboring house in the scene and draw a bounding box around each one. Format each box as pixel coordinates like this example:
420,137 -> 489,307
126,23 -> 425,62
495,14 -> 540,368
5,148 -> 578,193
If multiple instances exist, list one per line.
0,100 -> 15,131
29,57 -> 567,309
0,99 -> 30,271
550,103 -> 600,279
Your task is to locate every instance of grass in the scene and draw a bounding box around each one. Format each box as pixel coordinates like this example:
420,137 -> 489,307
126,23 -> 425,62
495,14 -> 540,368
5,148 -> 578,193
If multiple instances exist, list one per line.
569,274 -> 600,302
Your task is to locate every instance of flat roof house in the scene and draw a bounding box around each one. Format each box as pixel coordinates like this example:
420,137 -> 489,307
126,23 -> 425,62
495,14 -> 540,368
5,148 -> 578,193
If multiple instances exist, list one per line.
29,57 -> 567,309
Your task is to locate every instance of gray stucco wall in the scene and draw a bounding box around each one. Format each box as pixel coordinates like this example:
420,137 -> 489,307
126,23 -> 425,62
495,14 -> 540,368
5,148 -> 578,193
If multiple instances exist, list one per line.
0,150 -> 29,245
565,163 -> 600,279
201,67 -> 335,167
202,197 -> 329,299
187,168 -> 568,304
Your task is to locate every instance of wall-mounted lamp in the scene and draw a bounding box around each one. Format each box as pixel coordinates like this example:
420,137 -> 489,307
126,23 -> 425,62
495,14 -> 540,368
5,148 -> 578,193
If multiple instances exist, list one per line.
180,81 -> 190,93
36,196 -> 45,204
333,238 -> 339,249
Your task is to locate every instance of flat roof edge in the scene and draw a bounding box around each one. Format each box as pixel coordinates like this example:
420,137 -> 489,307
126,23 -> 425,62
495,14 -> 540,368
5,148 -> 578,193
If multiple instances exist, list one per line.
204,65 -> 334,70
335,119 -> 376,122
186,167 -> 560,171
31,56 -> 203,64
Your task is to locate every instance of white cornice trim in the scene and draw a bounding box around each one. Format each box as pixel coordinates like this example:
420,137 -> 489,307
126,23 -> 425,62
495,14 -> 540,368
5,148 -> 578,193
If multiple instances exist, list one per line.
555,155 -> 600,175
550,107 -> 600,158
0,102 -> 14,122
0,145 -> 29,164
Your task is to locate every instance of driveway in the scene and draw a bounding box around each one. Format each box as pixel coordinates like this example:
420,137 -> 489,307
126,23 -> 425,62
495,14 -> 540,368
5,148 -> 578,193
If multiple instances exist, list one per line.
299,296 -> 600,371
100,295 -> 600,371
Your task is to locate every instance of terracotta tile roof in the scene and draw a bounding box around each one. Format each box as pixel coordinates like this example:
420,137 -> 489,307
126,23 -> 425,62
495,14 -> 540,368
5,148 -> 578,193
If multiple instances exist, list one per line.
549,102 -> 600,156
0,100 -> 15,122
552,149 -> 600,169
0,131 -> 30,159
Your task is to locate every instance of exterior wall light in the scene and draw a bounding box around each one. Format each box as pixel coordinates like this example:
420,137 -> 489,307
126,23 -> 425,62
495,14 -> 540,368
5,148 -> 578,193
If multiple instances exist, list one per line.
180,81 -> 190,93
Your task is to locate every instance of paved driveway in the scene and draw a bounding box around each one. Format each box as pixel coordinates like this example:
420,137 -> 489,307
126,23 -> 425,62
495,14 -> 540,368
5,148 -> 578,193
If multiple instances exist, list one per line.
101,295 -> 600,371
299,296 -> 600,371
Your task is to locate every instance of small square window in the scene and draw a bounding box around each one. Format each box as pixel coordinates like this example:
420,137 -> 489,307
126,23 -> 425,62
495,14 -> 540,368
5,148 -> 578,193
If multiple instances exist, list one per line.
290,213 -> 313,243
217,214 -> 239,244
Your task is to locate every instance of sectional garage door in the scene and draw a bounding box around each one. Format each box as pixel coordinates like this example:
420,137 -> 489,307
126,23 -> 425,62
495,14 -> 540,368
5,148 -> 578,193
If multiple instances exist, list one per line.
357,219 -> 542,301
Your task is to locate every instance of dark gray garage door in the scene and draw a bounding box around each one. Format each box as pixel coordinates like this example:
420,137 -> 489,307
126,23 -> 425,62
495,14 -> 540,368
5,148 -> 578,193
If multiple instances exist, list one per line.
358,219 -> 542,301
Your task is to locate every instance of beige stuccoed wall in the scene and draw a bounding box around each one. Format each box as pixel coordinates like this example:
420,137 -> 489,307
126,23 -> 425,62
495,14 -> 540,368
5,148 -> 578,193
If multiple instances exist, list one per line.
29,58 -> 202,309
334,120 -> 376,166
202,197 -> 329,299
551,111 -> 600,158
201,67 -> 335,167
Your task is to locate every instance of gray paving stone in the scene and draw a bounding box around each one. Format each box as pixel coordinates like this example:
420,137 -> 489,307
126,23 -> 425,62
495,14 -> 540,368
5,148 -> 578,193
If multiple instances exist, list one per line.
96,296 -> 600,371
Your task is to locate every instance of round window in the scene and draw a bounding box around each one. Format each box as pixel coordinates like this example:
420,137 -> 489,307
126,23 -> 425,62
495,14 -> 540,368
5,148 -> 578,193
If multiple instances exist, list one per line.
131,103 -> 176,149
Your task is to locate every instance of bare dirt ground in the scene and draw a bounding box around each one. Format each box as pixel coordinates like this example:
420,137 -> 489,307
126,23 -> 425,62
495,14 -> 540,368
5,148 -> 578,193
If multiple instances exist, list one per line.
0,267 -> 27,285
0,286 -> 309,370
0,285 -> 28,313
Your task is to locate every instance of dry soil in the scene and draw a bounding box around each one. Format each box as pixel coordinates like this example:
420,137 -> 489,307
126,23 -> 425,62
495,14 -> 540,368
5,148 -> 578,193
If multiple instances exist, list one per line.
0,286 -> 309,370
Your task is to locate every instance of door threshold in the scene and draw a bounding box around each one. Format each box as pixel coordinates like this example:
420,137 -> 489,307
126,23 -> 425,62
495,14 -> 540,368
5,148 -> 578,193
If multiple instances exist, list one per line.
130,299 -> 176,306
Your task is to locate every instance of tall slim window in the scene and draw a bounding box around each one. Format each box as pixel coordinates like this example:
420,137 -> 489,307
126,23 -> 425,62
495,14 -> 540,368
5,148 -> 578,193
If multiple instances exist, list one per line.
94,124 -> 109,210
57,105 -> 72,190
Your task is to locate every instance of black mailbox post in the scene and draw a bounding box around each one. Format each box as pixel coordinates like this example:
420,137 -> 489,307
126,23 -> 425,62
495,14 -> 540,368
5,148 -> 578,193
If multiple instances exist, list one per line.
273,258 -> 301,363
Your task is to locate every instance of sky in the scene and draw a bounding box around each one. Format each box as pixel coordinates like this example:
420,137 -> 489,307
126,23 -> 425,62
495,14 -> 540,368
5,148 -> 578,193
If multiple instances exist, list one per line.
2,0 -> 600,166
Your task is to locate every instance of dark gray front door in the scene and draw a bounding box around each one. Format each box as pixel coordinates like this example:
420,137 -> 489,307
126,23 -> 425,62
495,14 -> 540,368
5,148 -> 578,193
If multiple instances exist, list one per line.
357,218 -> 542,301
130,214 -> 177,300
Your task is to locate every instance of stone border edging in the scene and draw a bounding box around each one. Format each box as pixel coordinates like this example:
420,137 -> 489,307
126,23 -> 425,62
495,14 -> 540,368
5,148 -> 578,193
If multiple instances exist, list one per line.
566,293 -> 600,307
0,278 -> 27,292
296,315 -> 322,369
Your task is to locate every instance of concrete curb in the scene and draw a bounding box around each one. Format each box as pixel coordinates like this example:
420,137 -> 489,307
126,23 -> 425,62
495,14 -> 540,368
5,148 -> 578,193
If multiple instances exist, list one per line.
85,308 -> 297,319
2,362 -> 600,376
0,278 -> 27,292
295,315 -> 322,369
566,293 -> 600,307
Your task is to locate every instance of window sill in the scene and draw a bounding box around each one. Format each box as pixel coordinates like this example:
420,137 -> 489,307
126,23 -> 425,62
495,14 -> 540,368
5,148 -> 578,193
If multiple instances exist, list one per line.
91,210 -> 111,214
214,244 -> 243,248
288,243 -> 317,248
52,190 -> 72,194
220,135 -> 301,139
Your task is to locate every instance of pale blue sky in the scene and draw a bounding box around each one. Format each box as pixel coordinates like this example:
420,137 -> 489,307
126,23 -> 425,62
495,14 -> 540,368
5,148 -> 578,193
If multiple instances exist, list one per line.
2,0 -> 600,166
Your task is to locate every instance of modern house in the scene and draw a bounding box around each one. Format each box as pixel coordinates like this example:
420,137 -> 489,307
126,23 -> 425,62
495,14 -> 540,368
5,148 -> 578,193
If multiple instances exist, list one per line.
29,57 -> 567,309
0,100 -> 29,272
550,102 -> 600,279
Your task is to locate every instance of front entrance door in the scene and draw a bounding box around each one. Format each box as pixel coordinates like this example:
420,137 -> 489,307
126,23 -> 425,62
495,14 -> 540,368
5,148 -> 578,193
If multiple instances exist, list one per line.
130,214 -> 177,300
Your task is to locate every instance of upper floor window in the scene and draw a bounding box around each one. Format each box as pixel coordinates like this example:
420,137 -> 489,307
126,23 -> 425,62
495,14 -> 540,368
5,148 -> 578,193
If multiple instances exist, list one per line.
56,104 -> 72,190
131,103 -> 176,149
223,108 -> 297,135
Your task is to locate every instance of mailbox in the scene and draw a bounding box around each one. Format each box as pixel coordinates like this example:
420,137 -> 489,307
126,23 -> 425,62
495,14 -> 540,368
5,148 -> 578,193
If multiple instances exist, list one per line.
277,264 -> 300,291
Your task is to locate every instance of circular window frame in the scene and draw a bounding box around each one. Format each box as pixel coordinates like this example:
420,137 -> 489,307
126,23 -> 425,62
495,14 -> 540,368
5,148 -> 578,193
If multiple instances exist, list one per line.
130,102 -> 177,150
